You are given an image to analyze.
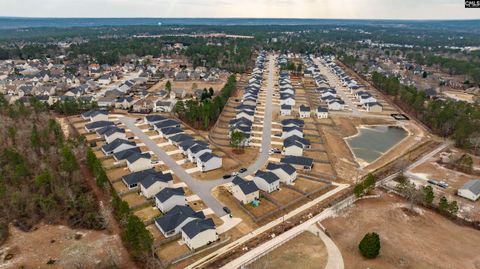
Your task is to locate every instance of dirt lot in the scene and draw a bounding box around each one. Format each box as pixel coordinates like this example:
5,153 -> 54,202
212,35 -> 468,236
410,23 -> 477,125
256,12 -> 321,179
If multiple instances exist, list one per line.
294,177 -> 326,193
247,231 -> 328,269
323,192 -> 480,269
268,188 -> 303,205
0,224 -> 134,268
134,206 -> 161,222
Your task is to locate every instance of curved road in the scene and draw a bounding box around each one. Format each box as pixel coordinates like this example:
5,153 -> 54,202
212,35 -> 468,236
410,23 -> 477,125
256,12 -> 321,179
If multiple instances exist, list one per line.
119,54 -> 276,218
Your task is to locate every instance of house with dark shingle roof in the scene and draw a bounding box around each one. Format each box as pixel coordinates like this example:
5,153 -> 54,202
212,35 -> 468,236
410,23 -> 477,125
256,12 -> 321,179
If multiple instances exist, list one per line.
101,138 -> 136,155
181,218 -> 218,250
122,168 -> 160,189
197,152 -> 222,172
282,139 -> 304,156
113,147 -> 141,162
231,176 -> 259,204
266,162 -> 297,185
154,205 -> 205,237
253,171 -> 280,193
281,156 -> 314,171
85,120 -> 115,133
97,126 -> 126,144
82,110 -> 108,122
126,152 -> 152,172
139,172 -> 174,199
155,187 -> 186,213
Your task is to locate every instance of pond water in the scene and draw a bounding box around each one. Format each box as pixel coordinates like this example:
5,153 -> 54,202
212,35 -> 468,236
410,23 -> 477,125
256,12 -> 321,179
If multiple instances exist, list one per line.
346,125 -> 408,165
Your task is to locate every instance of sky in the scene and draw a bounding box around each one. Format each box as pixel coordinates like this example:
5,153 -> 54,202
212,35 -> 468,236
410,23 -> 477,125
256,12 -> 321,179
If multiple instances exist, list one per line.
1,0 -> 479,20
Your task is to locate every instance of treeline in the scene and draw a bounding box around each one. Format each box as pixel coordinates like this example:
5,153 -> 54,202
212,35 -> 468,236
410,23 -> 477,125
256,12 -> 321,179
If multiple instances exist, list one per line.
407,52 -> 480,83
175,75 -> 237,130
85,148 -> 153,262
371,72 -> 480,152
0,94 -> 105,244
51,98 -> 99,115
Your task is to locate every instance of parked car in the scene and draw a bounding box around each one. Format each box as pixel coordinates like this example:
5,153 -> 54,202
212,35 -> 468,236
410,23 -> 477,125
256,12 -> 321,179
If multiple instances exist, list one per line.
223,207 -> 231,214
239,168 -> 247,173
223,174 -> 232,179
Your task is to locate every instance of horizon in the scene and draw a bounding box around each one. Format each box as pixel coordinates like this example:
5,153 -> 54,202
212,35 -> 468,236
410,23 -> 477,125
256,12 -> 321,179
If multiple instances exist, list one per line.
1,0 -> 480,20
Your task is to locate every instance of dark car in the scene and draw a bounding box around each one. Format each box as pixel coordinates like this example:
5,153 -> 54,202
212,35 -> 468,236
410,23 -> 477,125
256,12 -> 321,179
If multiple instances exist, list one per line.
223,207 -> 231,214
223,174 -> 232,179
239,168 -> 247,173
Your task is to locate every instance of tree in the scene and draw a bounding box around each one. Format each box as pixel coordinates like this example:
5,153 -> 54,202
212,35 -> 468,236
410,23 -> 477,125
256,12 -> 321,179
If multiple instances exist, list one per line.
421,185 -> 434,205
448,200 -> 459,215
396,179 -> 420,211
209,87 -> 214,97
230,131 -> 245,149
165,80 -> 172,94
122,215 -> 153,260
31,124 -> 41,148
439,196 -> 449,211
422,71 -> 428,78
358,232 -> 381,259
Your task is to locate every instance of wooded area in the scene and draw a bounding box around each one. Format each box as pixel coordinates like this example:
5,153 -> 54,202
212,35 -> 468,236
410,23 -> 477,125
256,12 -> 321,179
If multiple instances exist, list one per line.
0,94 -> 105,245
175,75 -> 237,130
371,72 -> 480,153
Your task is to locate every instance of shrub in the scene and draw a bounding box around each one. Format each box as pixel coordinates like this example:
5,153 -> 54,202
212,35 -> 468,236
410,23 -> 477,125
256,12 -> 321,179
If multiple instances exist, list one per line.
359,232 -> 381,258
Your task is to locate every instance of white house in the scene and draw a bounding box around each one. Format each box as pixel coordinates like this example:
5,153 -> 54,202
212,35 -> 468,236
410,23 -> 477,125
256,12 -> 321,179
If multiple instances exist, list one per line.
253,171 -> 280,193
282,126 -> 304,139
101,138 -> 136,155
197,152 -> 222,172
266,162 -> 297,185
99,126 -> 127,144
181,219 -> 218,250
155,187 -> 187,213
298,105 -> 311,118
231,176 -> 260,204
282,140 -> 304,156
188,144 -> 212,163
280,104 -> 292,116
126,153 -> 152,172
458,179 -> 480,201
98,75 -> 112,85
363,102 -> 383,113
154,205 -> 205,237
82,110 -> 108,122
327,100 -> 345,111
316,107 -> 329,119
139,172 -> 174,199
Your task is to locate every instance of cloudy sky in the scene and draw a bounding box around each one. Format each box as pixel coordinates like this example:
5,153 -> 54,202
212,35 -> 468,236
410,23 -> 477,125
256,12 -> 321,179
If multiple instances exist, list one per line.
1,0 -> 479,19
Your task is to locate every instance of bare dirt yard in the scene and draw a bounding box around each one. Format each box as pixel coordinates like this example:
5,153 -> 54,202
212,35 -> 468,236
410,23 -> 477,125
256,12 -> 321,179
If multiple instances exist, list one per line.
247,231 -> 328,269
322,192 -> 480,269
149,80 -> 227,95
0,224 -> 133,269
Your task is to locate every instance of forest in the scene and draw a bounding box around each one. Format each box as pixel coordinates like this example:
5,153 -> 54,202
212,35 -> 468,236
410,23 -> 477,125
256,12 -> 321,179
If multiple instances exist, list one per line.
0,94 -> 105,245
174,75 -> 237,130
371,72 -> 480,152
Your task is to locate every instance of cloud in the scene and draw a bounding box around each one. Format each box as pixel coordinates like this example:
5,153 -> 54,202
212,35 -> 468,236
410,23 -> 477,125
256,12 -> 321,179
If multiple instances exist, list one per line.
0,0 -> 478,19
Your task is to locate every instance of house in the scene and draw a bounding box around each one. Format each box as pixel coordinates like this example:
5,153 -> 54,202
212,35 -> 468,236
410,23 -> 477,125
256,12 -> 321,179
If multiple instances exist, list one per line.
280,104 -> 292,116
139,172 -> 174,198
145,115 -> 167,125
154,119 -> 181,131
231,176 -> 259,204
82,110 -> 108,122
155,100 -> 175,112
458,179 -> 480,201
282,139 -> 304,156
101,138 -> 136,155
154,205 -> 205,237
281,156 -> 314,171
159,127 -> 183,138
85,120 -> 115,132
155,187 -> 187,213
113,147 -> 142,162
98,75 -> 112,85
97,126 -> 126,144
115,96 -> 134,110
181,218 -> 218,250
327,99 -> 345,111
266,162 -> 297,185
170,88 -> 187,99
197,152 -> 222,172
316,107 -> 329,119
363,102 -> 383,112
253,171 -> 280,193
284,135 -> 311,149
96,96 -> 116,108
126,152 -> 152,172
122,168 -> 161,190
282,126 -> 304,139
188,144 -> 212,163
169,133 -> 194,146
281,119 -> 304,128
298,105 -> 311,118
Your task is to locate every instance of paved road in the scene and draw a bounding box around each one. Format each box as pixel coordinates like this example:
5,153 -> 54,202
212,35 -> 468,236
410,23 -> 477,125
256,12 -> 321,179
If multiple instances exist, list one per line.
121,117 -> 229,217
314,57 -> 359,116
242,54 -> 275,175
